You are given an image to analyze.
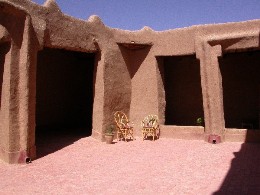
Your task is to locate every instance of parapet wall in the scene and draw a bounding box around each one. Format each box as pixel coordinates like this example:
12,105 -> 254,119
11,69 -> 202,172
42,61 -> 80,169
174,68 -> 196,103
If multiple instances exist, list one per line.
1,0 -> 260,163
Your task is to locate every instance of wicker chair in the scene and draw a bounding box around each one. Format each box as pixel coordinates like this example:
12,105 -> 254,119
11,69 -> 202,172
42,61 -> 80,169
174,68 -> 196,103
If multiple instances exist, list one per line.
141,115 -> 159,141
114,111 -> 134,141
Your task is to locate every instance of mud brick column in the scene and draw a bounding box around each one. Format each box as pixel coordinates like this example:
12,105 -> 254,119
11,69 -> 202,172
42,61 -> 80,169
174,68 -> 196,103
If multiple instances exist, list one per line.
196,41 -> 225,143
18,15 -> 38,162
92,51 -> 105,141
0,4 -> 45,162
0,8 -> 28,163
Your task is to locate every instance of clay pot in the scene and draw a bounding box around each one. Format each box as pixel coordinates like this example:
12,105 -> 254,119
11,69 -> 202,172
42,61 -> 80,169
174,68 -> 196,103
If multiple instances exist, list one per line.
105,134 -> 114,144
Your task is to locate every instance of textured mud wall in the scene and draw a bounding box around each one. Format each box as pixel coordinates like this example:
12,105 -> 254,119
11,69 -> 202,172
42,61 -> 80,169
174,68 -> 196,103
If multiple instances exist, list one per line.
118,45 -> 153,135
2,0 -> 260,164
36,48 -> 95,135
0,4 -> 30,163
102,47 -> 131,133
156,57 -> 166,124
163,55 -> 204,126
219,50 -> 260,129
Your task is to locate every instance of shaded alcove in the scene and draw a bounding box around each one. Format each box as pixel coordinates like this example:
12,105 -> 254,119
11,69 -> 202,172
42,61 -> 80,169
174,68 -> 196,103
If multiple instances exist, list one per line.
36,48 -> 95,157
219,50 -> 260,129
118,43 -> 152,79
0,42 -> 10,107
116,43 -> 152,121
162,55 -> 204,126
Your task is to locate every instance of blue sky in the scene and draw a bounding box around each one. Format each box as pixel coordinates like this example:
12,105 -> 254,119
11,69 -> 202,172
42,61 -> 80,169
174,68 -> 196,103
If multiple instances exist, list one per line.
31,0 -> 260,31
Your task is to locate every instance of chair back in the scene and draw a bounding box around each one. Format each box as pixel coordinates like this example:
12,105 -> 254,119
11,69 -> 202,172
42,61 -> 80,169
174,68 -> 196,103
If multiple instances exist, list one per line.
114,111 -> 129,129
142,115 -> 159,128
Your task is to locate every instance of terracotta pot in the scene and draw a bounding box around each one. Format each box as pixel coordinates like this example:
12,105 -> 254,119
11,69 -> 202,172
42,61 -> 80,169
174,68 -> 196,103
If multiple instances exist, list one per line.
105,134 -> 114,144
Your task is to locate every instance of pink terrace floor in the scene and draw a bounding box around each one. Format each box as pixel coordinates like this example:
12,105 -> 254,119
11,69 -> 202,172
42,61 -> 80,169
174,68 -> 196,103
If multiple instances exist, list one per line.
1,136 -> 260,195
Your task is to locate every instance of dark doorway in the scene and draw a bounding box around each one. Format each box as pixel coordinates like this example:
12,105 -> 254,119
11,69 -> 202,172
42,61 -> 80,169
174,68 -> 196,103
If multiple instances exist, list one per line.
219,50 -> 260,129
36,48 -> 95,157
163,55 -> 204,125
0,42 -> 10,107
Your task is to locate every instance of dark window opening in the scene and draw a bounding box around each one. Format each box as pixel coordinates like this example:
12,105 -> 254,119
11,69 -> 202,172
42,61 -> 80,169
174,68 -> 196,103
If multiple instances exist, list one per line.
220,50 -> 260,129
163,55 -> 204,126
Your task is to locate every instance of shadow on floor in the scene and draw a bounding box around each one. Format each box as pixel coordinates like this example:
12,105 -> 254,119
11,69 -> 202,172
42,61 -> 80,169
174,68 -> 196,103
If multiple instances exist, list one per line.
36,126 -> 90,159
213,142 -> 260,194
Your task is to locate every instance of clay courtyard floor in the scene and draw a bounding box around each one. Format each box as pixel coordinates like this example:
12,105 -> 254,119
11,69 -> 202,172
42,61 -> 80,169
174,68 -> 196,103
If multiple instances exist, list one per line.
0,133 -> 260,195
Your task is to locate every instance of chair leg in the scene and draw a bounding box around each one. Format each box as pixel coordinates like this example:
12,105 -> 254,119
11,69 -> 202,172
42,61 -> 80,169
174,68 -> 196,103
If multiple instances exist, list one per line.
124,132 -> 127,142
118,133 -> 122,141
130,132 -> 135,140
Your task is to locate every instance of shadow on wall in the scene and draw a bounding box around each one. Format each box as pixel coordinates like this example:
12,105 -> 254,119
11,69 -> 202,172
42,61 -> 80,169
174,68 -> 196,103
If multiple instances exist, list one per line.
118,45 -> 152,79
213,141 -> 260,194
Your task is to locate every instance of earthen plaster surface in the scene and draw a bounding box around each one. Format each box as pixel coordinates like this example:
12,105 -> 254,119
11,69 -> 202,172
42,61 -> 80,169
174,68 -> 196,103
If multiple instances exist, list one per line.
0,137 -> 260,194
0,0 -> 260,163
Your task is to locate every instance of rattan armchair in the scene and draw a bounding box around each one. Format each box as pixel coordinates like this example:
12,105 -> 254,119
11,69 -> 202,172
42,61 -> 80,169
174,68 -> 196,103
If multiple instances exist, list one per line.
141,115 -> 159,141
114,111 -> 134,141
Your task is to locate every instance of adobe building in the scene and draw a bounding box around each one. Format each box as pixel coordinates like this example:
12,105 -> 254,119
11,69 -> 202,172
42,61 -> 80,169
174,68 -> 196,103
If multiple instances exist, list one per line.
1,0 -> 260,163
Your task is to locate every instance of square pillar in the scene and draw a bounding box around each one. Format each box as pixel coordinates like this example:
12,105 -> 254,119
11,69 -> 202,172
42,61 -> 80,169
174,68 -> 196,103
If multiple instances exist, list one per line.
197,43 -> 225,142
